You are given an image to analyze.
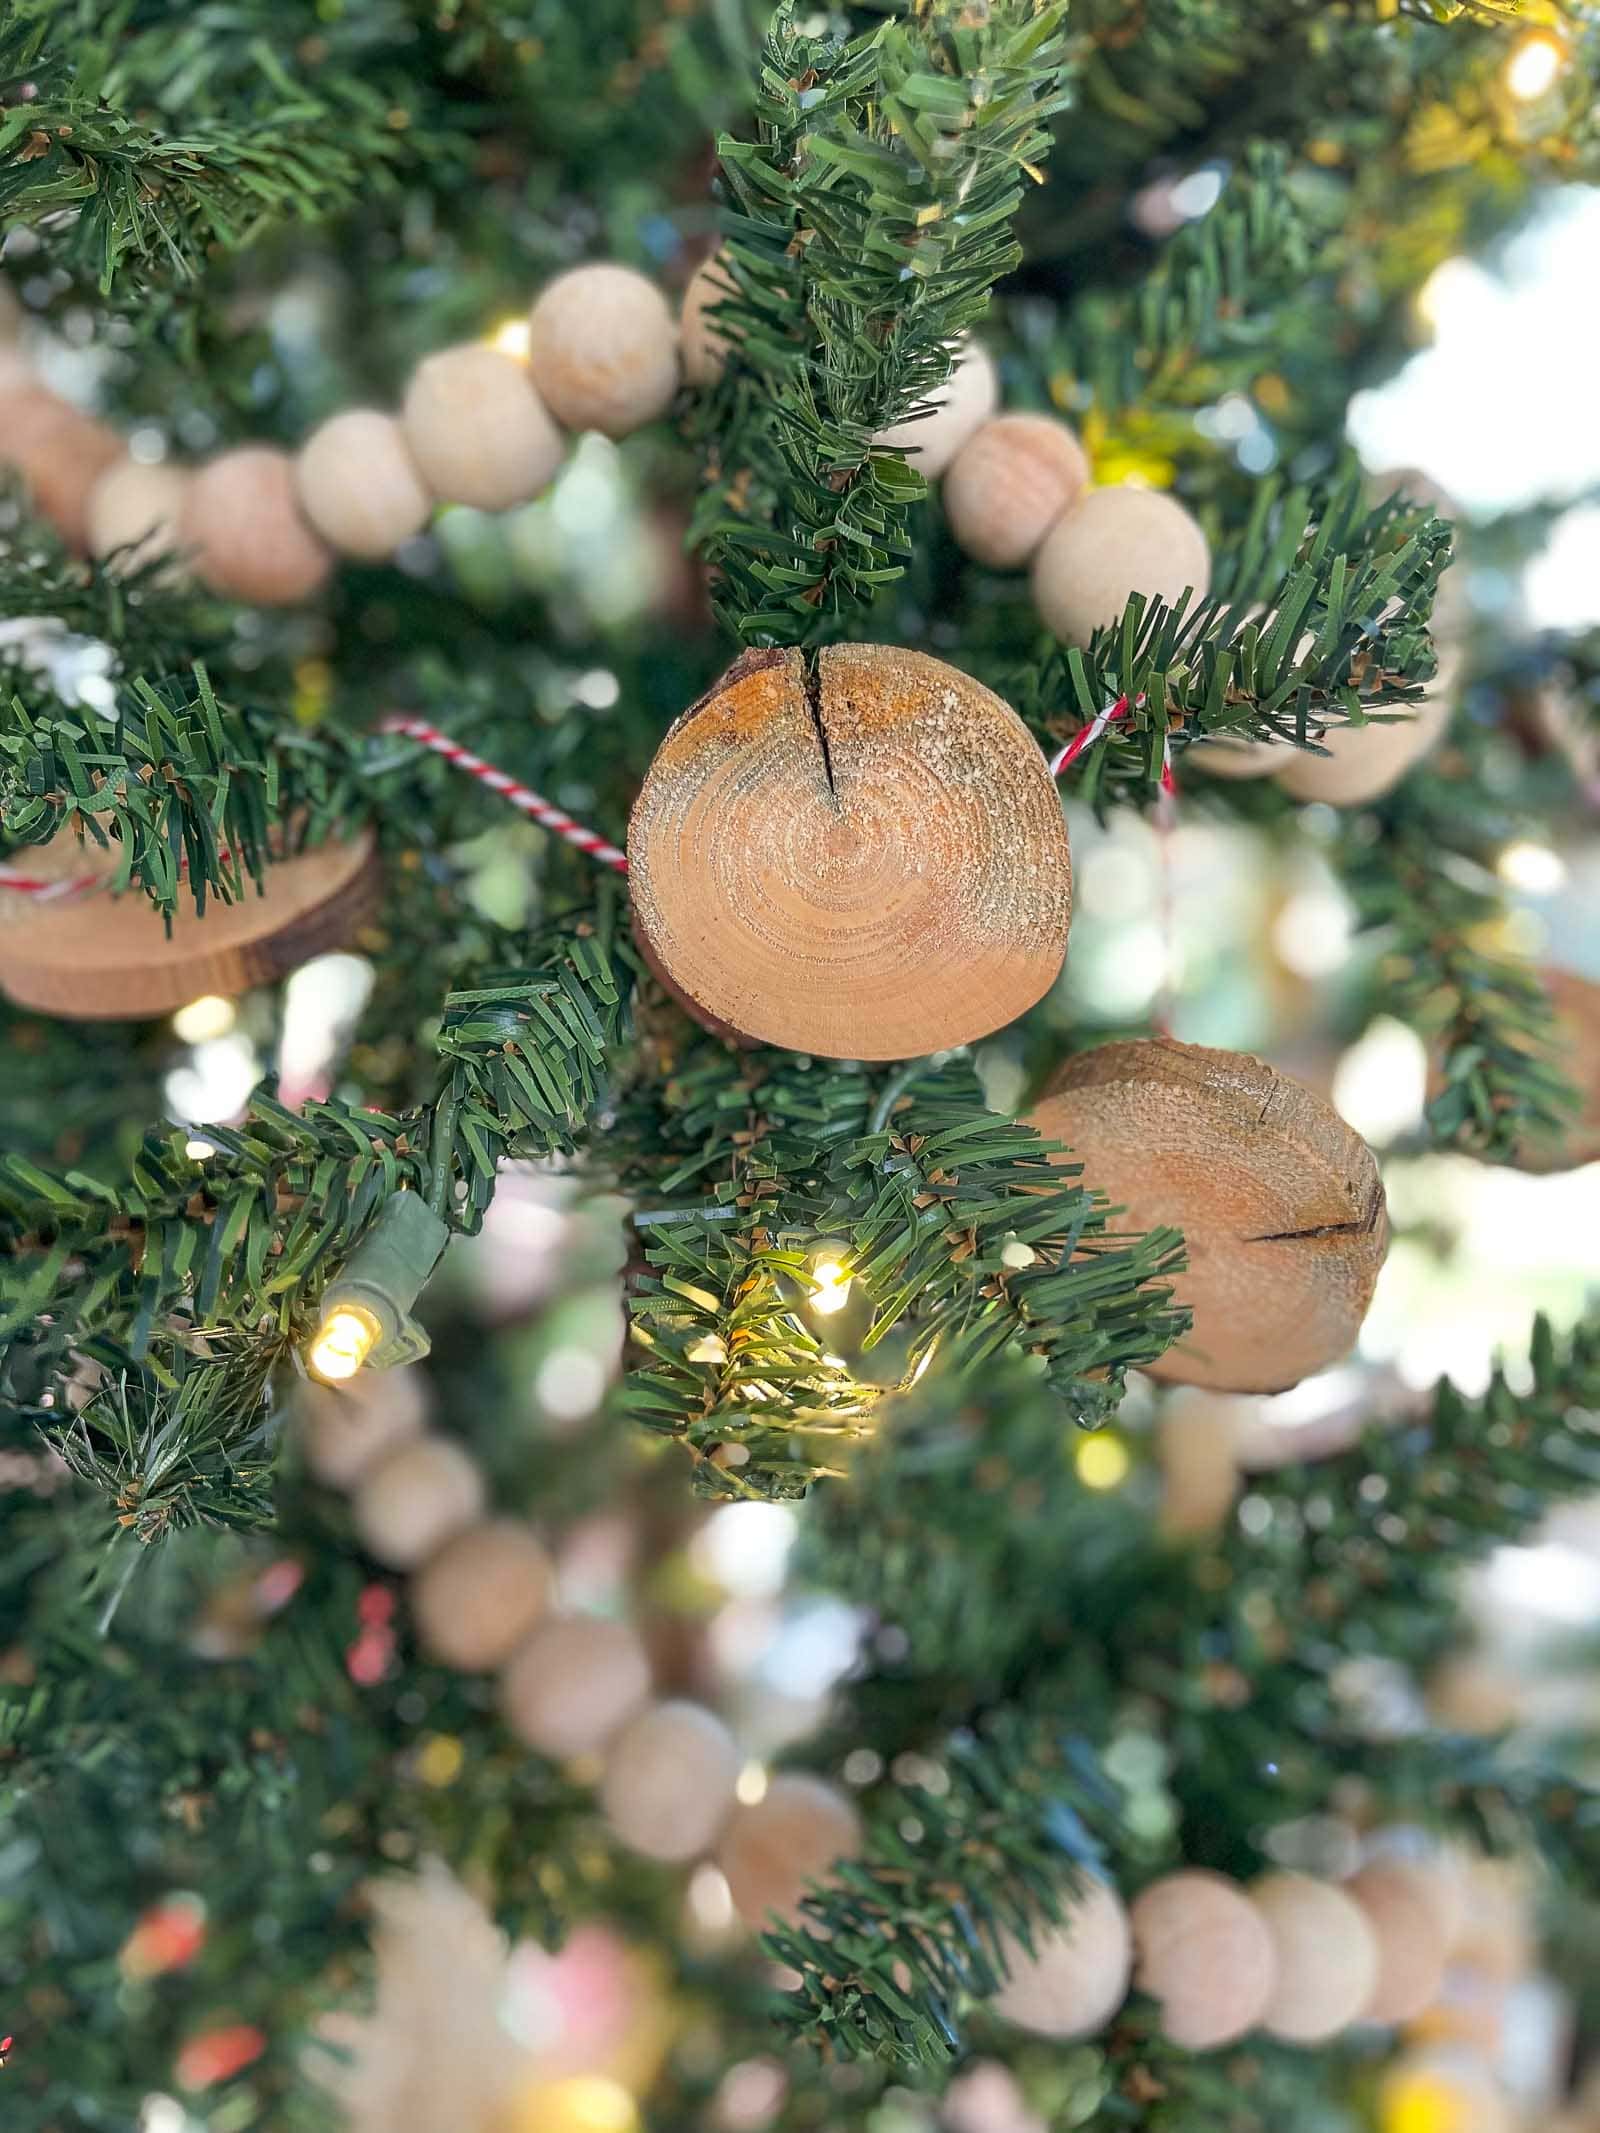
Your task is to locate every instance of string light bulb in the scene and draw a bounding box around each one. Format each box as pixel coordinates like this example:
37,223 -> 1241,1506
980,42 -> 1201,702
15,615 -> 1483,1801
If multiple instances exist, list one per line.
1503,27 -> 1569,104
302,1192 -> 451,1385
1076,1432 -> 1131,1491
488,316 -> 532,362
806,1253 -> 855,1317
308,1305 -> 380,1382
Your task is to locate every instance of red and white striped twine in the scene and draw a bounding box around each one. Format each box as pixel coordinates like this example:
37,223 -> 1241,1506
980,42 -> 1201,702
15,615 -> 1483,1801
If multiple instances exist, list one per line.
377,714 -> 629,875
1049,692 -> 1177,813
0,859 -> 103,901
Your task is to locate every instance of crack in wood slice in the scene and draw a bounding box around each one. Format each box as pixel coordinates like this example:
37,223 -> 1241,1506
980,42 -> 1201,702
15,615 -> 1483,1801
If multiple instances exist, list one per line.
1026,1038 -> 1389,1393
628,644 -> 1072,1061
0,830 -> 380,1020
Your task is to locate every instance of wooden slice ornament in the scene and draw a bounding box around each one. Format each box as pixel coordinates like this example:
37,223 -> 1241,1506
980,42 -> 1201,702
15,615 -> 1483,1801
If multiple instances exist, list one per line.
1027,1039 -> 1388,1393
629,645 -> 1072,1061
0,827 -> 380,1020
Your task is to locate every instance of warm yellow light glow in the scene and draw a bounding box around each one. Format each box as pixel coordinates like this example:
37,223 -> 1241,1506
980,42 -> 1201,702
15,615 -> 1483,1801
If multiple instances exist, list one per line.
735,1760 -> 769,1806
1503,29 -> 1568,104
807,1257 -> 854,1317
1076,1433 -> 1131,1491
507,2077 -> 639,2133
172,994 -> 235,1043
308,1305 -> 380,1382
1379,2069 -> 1472,2133
1495,839 -> 1566,894
489,315 -> 532,361
416,1733 -> 464,1788
185,1138 -> 215,1161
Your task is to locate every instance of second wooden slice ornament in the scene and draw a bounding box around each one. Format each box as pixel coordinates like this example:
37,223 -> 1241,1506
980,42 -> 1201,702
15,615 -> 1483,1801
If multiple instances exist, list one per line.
0,829 -> 381,1020
628,645 -> 1072,1061
1027,1039 -> 1388,1393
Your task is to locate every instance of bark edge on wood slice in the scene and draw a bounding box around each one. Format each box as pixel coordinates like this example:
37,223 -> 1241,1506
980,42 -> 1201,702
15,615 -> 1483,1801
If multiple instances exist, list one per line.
0,829 -> 380,1019
1026,1038 -> 1388,1392
627,644 -> 1072,1061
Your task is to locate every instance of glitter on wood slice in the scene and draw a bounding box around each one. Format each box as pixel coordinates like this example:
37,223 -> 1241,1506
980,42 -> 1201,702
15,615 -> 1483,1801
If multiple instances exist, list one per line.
628,644 -> 1072,1061
0,830 -> 380,1019
1027,1038 -> 1388,1393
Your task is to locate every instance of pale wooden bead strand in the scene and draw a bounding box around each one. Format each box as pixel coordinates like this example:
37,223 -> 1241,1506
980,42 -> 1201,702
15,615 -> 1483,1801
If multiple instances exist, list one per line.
183,445 -> 334,605
943,411 -> 1089,570
350,1433 -> 487,1569
410,1517 -> 554,1672
401,344 -> 567,513
528,263 -> 681,439
875,339 -> 1001,480
1249,1871 -> 1380,2043
1032,483 -> 1212,646
598,1699 -> 742,1863
990,1877 -> 1134,2039
86,459 -> 192,577
715,1772 -> 865,1928
1129,1869 -> 1278,2050
296,408 -> 432,560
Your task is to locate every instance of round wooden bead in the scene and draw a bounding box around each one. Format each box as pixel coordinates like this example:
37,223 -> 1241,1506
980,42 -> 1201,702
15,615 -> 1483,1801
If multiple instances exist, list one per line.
1349,1859 -> 1453,2025
1026,1040 -> 1388,1394
991,1878 -> 1133,2039
680,251 -> 735,388
943,413 -> 1089,570
716,1774 -> 864,1928
1250,1872 -> 1379,2043
499,1615 -> 653,1760
1449,1856 -> 1533,1981
0,829 -> 380,1020
629,644 -> 1072,1061
1130,1870 -> 1277,2050
0,380 -> 125,549
401,345 -> 566,514
1031,486 -> 1211,646
1275,686 -> 1452,807
410,1518 -> 554,1672
182,446 -> 333,604
352,1435 -> 486,1571
296,409 -> 431,560
86,459 -> 191,575
599,1700 -> 740,1863
300,1365 -> 429,1491
875,340 -> 1000,480
527,264 -> 680,439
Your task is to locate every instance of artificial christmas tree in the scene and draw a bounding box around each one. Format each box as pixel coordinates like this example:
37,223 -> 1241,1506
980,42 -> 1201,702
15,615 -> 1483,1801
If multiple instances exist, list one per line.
1,4 -> 1598,2130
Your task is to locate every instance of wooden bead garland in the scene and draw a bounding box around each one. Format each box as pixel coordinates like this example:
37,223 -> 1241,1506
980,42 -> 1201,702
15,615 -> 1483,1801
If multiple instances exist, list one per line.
500,1616 -> 653,1761
680,251 -> 735,390
1026,1039 -> 1388,1394
943,411 -> 1090,571
351,1434 -> 488,1570
300,1395 -> 1494,2071
874,339 -> 1001,480
296,409 -> 432,560
527,263 -> 680,439
1250,1871 -> 1380,2043
410,1518 -> 554,1672
598,1700 -> 742,1864
0,369 -> 124,548
990,1878 -> 1134,2040
1129,1869 -> 1278,2050
628,644 -> 1073,1061
182,445 -> 334,605
1348,1859 -> 1454,2025
400,345 -> 566,513
1032,485 -> 1212,646
86,458 -> 191,576
715,1772 -> 865,1928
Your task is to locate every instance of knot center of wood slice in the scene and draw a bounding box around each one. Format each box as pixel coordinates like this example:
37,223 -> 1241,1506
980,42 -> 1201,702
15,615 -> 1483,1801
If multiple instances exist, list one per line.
629,645 -> 1073,1061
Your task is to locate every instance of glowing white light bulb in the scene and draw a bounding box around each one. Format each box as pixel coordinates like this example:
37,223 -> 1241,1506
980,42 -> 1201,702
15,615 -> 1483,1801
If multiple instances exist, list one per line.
488,316 -> 532,361
807,1258 -> 853,1316
308,1306 -> 380,1382
171,994 -> 235,1043
1504,29 -> 1567,104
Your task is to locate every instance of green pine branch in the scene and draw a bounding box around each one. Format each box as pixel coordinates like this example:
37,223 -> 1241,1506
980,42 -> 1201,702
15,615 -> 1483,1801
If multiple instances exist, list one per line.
0,7 -> 422,300
1061,142 -> 1315,415
1003,471 -> 1452,811
1335,752 -> 1581,1163
689,0 -> 1073,645
617,1046 -> 1187,1500
1,928 -> 632,1526
766,1703 -> 1131,2068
